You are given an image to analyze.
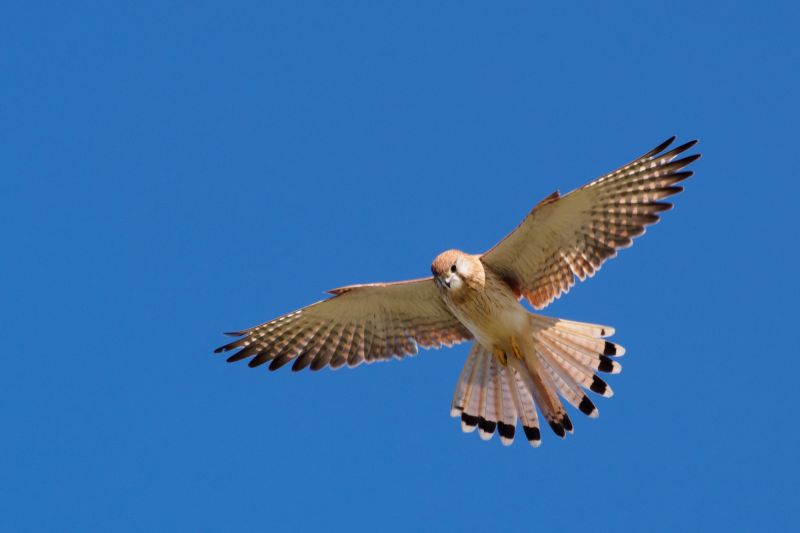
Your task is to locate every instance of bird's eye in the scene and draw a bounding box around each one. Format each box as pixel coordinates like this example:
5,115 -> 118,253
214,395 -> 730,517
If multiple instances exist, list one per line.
450,264 -> 457,273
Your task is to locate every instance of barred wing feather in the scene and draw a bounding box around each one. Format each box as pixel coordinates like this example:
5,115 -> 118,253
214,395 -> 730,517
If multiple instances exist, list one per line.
481,136 -> 700,309
215,278 -> 473,371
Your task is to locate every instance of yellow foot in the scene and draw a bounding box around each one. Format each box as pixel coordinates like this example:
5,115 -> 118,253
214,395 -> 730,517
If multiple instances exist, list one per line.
493,347 -> 508,366
510,337 -> 523,360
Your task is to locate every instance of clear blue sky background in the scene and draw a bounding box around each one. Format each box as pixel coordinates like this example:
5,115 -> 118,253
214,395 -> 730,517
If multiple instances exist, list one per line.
2,2 -> 798,532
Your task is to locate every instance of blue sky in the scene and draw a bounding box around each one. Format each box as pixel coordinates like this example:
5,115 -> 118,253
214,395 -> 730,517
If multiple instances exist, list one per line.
2,2 -> 798,532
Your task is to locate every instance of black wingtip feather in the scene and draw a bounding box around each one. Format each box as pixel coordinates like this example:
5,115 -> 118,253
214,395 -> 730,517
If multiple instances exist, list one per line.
661,140 -> 700,161
226,346 -> 261,363
292,354 -> 311,372
658,186 -> 684,198
268,354 -> 292,371
215,340 -> 241,353
648,136 -> 676,157
309,357 -> 327,371
603,341 -> 617,356
561,414 -> 573,432
670,172 -> 693,184
673,139 -> 699,153
226,351 -> 248,363
291,351 -> 313,372
248,354 -> 271,368
676,153 -> 701,167
648,202 -> 674,213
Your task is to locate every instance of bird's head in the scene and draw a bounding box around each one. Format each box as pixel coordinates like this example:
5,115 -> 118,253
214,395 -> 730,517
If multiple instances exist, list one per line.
431,250 -> 482,291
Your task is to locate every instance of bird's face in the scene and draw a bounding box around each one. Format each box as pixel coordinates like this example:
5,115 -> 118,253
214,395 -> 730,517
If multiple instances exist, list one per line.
431,250 -> 470,292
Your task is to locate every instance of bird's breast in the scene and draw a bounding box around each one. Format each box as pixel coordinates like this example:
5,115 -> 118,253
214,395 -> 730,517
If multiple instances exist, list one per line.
444,275 -> 529,348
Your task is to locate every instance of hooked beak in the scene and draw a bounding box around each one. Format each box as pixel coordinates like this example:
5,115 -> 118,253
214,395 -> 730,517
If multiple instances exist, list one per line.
435,276 -> 451,289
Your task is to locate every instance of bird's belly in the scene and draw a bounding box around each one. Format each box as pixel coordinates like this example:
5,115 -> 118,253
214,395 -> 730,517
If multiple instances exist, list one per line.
447,291 -> 529,351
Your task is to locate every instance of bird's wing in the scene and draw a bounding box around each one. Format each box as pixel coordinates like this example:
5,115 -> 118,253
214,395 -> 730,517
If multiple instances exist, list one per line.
215,277 -> 472,371
481,136 -> 700,309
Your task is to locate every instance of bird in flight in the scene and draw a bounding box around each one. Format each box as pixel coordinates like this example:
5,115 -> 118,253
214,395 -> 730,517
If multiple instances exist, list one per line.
215,136 -> 700,447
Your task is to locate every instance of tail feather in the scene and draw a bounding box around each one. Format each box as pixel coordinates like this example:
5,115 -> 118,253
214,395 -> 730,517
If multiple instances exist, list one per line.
539,332 -> 622,375
508,366 -> 541,447
495,363 -> 517,445
450,344 -> 479,416
452,344 -> 524,445
531,315 -> 625,357
534,319 -> 620,398
478,357 -> 498,440
460,344 -> 490,433
450,314 -> 621,447
512,355 -> 571,438
538,341 -> 599,418
530,315 -> 614,338
544,341 -> 615,398
547,326 -> 625,358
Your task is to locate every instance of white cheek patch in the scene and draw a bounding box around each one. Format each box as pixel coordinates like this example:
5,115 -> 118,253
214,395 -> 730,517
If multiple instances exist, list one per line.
458,261 -> 472,278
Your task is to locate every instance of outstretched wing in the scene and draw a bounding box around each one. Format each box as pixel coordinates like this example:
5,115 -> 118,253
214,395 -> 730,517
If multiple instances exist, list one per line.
481,136 -> 700,309
214,278 -> 472,371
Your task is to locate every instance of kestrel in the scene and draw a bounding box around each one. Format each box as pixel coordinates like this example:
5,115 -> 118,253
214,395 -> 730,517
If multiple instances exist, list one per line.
215,137 -> 700,447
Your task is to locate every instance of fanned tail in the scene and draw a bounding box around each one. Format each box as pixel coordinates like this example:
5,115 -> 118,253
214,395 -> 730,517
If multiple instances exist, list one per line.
449,314 -> 623,447
451,344 -> 540,446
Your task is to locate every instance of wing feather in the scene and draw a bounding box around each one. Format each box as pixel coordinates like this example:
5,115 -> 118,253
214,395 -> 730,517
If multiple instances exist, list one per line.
215,277 -> 472,371
481,137 -> 700,309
